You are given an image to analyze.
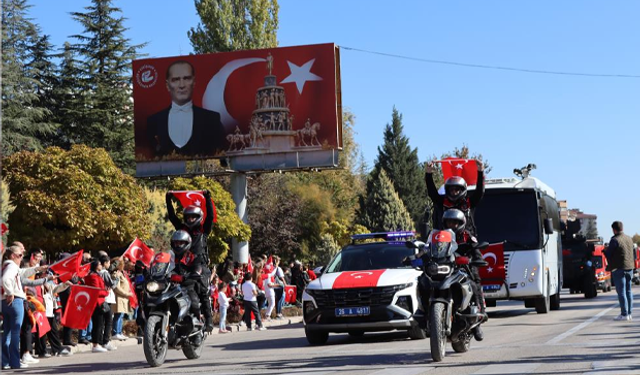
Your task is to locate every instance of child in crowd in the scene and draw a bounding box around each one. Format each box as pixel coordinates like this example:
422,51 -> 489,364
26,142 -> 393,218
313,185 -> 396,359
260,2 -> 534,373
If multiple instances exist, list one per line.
218,281 -> 231,333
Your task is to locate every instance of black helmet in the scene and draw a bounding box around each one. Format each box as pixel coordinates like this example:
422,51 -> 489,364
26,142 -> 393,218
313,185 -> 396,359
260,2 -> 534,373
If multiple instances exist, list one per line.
183,205 -> 203,229
442,209 -> 466,235
171,230 -> 192,255
444,176 -> 467,202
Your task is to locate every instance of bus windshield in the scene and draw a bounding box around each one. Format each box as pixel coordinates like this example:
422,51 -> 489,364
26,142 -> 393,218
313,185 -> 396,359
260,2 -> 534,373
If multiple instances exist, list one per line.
474,189 -> 541,251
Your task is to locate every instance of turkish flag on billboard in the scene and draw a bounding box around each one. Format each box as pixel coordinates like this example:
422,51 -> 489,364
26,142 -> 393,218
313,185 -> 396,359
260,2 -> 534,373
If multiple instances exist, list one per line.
123,238 -> 154,267
171,190 -> 217,223
285,285 -> 297,304
479,242 -> 506,286
61,285 -> 102,330
50,250 -> 83,282
31,311 -> 51,338
437,158 -> 478,186
132,43 -> 341,162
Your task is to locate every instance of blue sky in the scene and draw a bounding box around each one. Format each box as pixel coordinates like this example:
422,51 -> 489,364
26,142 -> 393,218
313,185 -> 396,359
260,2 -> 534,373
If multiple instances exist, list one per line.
29,1 -> 640,239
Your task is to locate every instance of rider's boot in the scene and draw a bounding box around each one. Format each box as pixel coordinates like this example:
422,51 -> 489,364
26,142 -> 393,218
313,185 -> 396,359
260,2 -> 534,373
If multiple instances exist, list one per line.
473,325 -> 484,341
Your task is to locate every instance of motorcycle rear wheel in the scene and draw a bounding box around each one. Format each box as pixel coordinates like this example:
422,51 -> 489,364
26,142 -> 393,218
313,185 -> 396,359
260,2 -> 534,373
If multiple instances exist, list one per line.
429,303 -> 447,362
452,335 -> 471,353
143,315 -> 168,367
182,332 -> 204,359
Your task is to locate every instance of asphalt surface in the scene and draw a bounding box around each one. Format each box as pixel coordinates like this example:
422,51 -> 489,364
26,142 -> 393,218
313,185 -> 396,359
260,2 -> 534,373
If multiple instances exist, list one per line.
13,287 -> 640,375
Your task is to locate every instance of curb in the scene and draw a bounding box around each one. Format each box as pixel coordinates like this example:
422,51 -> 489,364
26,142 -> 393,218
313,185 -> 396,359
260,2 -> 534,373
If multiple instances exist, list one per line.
69,316 -> 304,353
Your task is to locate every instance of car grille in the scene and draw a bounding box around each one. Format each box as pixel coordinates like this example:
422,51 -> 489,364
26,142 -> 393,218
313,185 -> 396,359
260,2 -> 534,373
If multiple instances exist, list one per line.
308,285 -> 408,307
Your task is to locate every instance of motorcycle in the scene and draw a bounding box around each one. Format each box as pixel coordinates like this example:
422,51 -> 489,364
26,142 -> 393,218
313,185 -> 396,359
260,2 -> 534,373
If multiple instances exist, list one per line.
139,252 -> 206,367
406,229 -> 488,362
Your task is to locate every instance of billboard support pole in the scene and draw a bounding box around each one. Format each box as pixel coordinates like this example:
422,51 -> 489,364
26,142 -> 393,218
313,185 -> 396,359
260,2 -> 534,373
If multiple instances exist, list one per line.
231,172 -> 249,264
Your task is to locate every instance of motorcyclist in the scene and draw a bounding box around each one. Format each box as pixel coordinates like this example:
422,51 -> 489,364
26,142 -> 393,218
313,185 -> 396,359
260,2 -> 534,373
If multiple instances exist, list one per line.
166,190 -> 214,332
442,208 -> 488,341
425,160 -> 485,236
170,230 -> 206,324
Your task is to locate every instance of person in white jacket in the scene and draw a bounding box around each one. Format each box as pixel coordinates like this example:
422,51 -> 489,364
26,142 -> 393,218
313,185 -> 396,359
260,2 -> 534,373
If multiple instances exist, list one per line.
217,282 -> 231,333
2,246 -> 46,370
263,267 -> 278,321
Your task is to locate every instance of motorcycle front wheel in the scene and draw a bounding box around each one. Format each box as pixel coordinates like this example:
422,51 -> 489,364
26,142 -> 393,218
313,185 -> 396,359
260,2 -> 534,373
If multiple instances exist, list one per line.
143,315 -> 168,367
429,303 -> 447,362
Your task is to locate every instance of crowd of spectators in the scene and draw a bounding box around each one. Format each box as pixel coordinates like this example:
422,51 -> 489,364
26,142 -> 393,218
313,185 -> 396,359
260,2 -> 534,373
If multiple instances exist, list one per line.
1,239 -> 314,370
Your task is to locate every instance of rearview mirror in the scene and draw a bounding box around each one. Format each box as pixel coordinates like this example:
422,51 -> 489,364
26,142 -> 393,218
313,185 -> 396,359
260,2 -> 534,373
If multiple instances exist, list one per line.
475,241 -> 490,250
544,218 -> 554,235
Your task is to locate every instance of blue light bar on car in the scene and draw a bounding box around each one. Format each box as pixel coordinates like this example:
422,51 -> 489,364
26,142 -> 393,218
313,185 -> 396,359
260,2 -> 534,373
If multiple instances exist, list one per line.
351,231 -> 416,241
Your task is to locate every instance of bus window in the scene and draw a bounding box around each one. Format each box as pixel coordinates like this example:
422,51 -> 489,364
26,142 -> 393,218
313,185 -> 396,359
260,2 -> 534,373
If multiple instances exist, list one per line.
474,189 -> 541,251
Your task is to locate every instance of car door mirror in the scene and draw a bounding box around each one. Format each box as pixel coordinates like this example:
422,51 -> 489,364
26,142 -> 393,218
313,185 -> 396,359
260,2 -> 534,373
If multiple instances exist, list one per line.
544,218 -> 554,235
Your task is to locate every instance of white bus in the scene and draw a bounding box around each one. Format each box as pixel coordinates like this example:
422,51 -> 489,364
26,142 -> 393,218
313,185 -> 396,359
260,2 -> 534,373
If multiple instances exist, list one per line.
472,175 -> 563,313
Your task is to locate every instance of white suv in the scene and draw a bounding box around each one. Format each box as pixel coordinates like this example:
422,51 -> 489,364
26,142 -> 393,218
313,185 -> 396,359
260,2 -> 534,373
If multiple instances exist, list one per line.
302,232 -> 426,345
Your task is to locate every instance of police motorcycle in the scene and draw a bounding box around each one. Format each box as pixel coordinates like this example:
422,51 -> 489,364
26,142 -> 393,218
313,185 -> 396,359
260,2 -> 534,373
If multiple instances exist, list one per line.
140,251 -> 206,367
406,229 -> 488,362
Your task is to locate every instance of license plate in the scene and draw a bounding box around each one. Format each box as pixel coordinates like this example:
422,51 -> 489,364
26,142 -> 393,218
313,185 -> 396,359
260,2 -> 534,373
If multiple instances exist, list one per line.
483,284 -> 501,292
335,307 -> 370,317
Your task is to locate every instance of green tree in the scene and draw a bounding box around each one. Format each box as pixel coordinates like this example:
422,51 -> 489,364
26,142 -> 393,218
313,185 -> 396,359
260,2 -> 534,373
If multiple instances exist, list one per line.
188,0 -> 279,53
374,107 -> 426,229
48,42 -> 84,148
168,176 -> 251,264
632,234 -> 640,247
1,0 -> 56,155
585,220 -> 598,240
143,187 -> 174,251
357,169 -> 414,233
68,0 -> 145,174
2,145 -> 151,254
247,174 -> 303,261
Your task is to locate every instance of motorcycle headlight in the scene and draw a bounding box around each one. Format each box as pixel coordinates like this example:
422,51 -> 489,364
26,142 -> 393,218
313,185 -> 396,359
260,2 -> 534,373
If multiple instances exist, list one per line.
146,281 -> 163,293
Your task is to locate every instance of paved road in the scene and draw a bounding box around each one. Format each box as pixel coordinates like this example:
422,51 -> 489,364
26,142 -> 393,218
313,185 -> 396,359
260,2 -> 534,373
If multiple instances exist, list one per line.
19,287 -> 640,375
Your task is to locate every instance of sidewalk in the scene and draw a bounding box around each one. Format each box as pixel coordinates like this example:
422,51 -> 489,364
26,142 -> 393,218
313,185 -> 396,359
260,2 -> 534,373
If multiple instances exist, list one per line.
69,315 -> 304,354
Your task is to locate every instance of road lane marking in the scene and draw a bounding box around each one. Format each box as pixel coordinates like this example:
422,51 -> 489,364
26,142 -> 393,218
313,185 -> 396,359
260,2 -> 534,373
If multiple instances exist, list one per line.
472,363 -> 541,374
545,303 -> 617,345
368,367 -> 433,375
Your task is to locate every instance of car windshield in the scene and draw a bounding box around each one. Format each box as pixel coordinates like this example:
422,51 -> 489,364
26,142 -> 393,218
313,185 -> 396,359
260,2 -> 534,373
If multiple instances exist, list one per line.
474,189 -> 541,251
324,243 -> 416,273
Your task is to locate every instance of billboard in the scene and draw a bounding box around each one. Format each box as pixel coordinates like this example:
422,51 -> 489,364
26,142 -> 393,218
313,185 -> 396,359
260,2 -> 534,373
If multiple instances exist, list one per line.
133,43 -> 342,177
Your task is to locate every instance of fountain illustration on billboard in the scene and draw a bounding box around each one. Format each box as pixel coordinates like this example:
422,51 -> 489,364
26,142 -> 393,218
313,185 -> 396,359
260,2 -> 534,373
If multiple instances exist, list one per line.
225,53 -> 322,155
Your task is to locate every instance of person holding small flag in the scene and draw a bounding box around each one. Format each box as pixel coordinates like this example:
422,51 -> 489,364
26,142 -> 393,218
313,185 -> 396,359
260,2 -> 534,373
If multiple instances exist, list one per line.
84,259 -> 113,353
425,159 -> 485,236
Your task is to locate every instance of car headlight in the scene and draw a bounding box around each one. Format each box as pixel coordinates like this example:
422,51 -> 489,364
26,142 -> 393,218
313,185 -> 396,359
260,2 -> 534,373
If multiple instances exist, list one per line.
146,281 -> 163,293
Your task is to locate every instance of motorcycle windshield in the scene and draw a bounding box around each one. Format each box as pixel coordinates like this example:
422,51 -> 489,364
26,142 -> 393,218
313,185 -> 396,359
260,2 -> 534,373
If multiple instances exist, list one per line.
428,229 -> 457,260
149,251 -> 175,278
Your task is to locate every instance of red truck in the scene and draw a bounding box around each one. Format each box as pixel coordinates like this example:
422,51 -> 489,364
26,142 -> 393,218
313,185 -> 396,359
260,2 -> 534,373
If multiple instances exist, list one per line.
592,245 -> 612,292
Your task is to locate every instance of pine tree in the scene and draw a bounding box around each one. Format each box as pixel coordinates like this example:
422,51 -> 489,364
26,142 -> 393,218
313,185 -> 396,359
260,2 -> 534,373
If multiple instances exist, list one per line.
27,34 -> 60,147
48,42 -> 84,148
374,107 -> 426,230
68,0 -> 145,174
1,0 -> 56,155
188,0 -> 279,53
357,169 -> 414,233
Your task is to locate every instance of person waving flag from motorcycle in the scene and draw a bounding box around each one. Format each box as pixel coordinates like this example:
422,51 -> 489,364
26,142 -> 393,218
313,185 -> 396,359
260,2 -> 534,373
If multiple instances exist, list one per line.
425,159 -> 485,236
166,189 -> 215,332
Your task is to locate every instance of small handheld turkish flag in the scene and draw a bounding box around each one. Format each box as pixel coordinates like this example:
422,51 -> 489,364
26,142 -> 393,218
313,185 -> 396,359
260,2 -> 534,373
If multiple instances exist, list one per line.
437,158 -> 478,186
61,285 -> 102,330
31,311 -> 51,338
171,190 -> 217,224
479,242 -> 506,286
123,238 -> 154,267
50,250 -> 83,282
285,285 -> 297,304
